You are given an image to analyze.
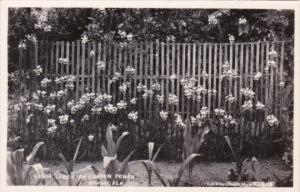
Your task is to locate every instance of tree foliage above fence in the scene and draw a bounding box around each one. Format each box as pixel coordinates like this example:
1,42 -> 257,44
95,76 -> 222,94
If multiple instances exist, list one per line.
8,8 -> 294,72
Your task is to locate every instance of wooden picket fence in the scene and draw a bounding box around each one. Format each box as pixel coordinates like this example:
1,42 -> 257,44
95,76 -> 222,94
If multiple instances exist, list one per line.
19,40 -> 290,119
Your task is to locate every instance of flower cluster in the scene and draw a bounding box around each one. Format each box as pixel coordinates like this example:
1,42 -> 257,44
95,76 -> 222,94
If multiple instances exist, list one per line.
239,17 -> 247,25
214,108 -> 225,116
116,100 -> 127,110
240,88 -> 255,99
151,83 -> 161,91
44,104 -> 56,114
137,83 -> 147,92
168,94 -> 179,105
242,100 -> 253,111
255,101 -> 265,110
125,66 -> 136,75
59,115 -> 69,125
128,111 -> 138,122
58,58 -> 69,65
142,90 -> 154,99
104,104 -> 118,114
81,34 -> 88,44
156,94 -> 164,104
110,72 -> 121,83
208,15 -> 218,25
198,106 -> 210,119
225,94 -> 235,103
180,77 -> 198,99
266,115 -> 279,126
119,82 -> 128,94
18,41 -> 27,49
222,61 -> 237,78
33,65 -> 43,76
254,72 -> 263,81
130,98 -> 137,105
174,114 -> 185,128
41,77 -> 52,87
26,34 -> 37,43
160,111 -> 168,121
228,35 -> 235,43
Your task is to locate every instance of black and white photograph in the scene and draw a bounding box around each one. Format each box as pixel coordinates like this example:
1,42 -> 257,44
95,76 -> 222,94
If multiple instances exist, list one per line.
0,1 -> 299,190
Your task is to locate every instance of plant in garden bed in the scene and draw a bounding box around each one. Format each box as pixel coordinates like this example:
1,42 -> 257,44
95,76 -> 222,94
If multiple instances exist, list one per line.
99,123 -> 135,186
50,137 -> 98,186
137,153 -> 201,186
7,142 -> 47,185
182,115 -> 210,184
130,142 -> 164,186
224,135 -> 266,182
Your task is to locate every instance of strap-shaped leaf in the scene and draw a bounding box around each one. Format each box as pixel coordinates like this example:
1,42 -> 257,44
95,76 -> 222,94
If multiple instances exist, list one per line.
73,137 -> 83,162
13,149 -> 24,185
101,145 -> 108,157
106,123 -> 116,156
137,160 -> 167,186
224,136 -> 237,160
7,151 -> 17,185
152,144 -> 164,162
183,117 -> 192,158
193,125 -> 210,153
58,153 -> 70,174
148,142 -> 155,160
115,132 -> 129,153
50,172 -> 61,185
26,142 -> 44,165
174,153 -> 201,186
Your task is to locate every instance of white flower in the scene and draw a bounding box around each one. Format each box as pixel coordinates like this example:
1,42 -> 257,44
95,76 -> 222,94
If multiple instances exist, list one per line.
128,111 -> 138,122
239,17 -> 247,25
43,25 -> 52,32
267,60 -> 277,68
214,108 -> 225,116
119,83 -> 128,94
90,50 -> 95,57
48,119 -> 56,126
41,77 -> 51,87
151,83 -> 161,91
33,65 -> 43,76
279,81 -> 285,87
168,94 -> 179,105
81,34 -> 88,44
18,41 -> 27,49
160,111 -> 168,121
254,72 -> 262,81
91,106 -> 102,114
26,114 -> 33,124
137,83 -> 147,92
156,95 -> 164,104
56,90 -> 67,98
269,49 -> 278,58
125,66 -> 136,75
120,31 -> 127,38
225,94 -> 235,103
240,88 -> 255,99
199,106 -> 210,119
174,114 -> 185,128
59,115 -> 69,124
44,104 -> 55,114
81,114 -> 89,122
88,134 -> 95,141
110,72 -> 121,83
104,104 -> 118,114
229,35 -> 235,43
127,33 -> 133,41
256,101 -> 265,110
242,100 -> 253,111
116,100 -> 127,109
208,15 -> 218,25
58,58 -> 69,65
47,126 -> 57,134
67,100 -> 75,108
266,115 -> 279,126
130,98 -> 137,104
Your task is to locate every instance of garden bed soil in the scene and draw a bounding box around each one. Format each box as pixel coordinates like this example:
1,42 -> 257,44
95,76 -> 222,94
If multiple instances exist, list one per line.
40,159 -> 291,186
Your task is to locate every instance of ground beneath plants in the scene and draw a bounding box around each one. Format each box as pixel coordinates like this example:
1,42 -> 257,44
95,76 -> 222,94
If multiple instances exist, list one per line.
39,159 -> 291,186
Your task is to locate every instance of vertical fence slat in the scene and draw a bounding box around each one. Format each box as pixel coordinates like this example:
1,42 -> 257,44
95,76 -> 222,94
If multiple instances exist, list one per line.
250,43 -> 254,89
197,44 -> 202,112
218,44 -> 222,108
81,42 -> 86,95
149,41 -> 154,118
181,43 -> 186,116
213,43 -> 218,109
239,44 -> 244,110
76,41 -> 80,100
171,43 -> 176,114
202,44 -> 207,108
192,43 -> 196,114
92,42 -> 96,93
97,42 -> 101,93
166,42 -> 170,112
61,41 -> 65,75
66,42 -> 70,75
176,43 -> 180,113
161,42 -> 165,112
265,42 -> 270,114
208,44 -> 212,112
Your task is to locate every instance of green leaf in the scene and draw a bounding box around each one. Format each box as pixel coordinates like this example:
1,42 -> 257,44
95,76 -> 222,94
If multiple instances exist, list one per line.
115,132 -> 129,154
13,149 -> 24,185
152,144 -> 164,162
58,153 -> 70,174
106,123 -> 116,156
174,153 -> 201,186
148,142 -> 155,160
26,142 -> 44,165
50,172 -> 61,186
73,137 -> 83,162
101,145 -> 108,157
7,151 -> 17,185
224,136 -> 237,160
